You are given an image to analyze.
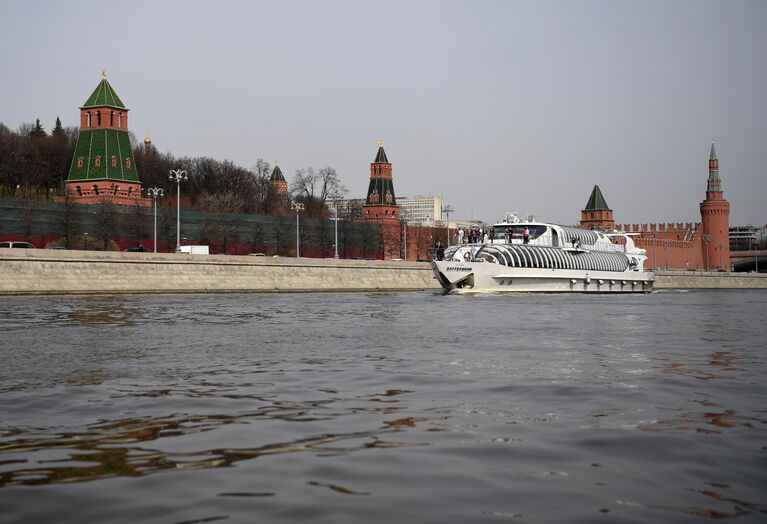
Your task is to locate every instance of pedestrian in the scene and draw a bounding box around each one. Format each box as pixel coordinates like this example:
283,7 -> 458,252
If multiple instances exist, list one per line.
435,241 -> 444,261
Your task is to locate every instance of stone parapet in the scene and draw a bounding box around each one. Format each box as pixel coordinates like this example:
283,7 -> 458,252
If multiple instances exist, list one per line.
0,250 -> 439,295
653,270 -> 767,289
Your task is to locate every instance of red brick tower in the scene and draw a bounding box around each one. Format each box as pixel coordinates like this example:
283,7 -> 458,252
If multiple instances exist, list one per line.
580,185 -> 615,231
269,163 -> 288,196
62,71 -> 149,206
355,140 -> 401,259
699,141 -> 730,271
360,140 -> 399,222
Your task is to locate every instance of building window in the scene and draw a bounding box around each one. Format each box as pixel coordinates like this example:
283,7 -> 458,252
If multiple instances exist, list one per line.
126,158 -> 132,169
111,156 -> 117,167
75,186 -> 82,195
86,112 -> 91,127
77,157 -> 84,168
118,113 -> 123,128
110,111 -> 114,127
93,185 -> 100,195
97,110 -> 101,126
95,156 -> 101,168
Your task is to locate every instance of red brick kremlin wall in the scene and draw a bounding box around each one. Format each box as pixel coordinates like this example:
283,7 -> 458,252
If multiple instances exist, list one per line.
615,223 -> 705,270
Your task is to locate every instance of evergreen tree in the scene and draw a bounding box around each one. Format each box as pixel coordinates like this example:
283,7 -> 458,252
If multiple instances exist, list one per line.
52,117 -> 64,137
30,118 -> 46,138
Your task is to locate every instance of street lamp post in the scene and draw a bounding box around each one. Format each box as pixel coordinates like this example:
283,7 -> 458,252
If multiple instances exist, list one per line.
718,242 -> 724,271
332,201 -> 340,259
168,169 -> 188,253
754,238 -> 759,273
702,234 -> 711,272
291,201 -> 305,257
146,187 -> 164,253
442,205 -> 454,247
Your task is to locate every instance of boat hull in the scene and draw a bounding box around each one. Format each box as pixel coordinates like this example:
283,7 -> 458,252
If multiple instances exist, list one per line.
431,260 -> 654,293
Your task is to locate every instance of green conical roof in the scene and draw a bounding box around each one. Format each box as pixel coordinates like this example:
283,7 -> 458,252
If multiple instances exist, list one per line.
710,141 -> 717,160
82,76 -> 126,109
584,185 -> 610,210
270,164 -> 286,182
374,145 -> 389,163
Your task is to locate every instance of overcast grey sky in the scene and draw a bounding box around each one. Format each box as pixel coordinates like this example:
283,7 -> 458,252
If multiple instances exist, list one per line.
2,0 -> 765,225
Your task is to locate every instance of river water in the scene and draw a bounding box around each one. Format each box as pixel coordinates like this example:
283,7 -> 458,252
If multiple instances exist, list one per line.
0,290 -> 765,523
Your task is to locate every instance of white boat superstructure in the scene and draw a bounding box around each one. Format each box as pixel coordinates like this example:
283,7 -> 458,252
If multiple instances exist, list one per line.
432,213 -> 654,293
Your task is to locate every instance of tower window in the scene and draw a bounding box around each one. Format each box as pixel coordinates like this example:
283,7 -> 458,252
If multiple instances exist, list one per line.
110,111 -> 114,127
77,157 -> 84,168
86,112 -> 91,127
118,113 -> 123,127
97,111 -> 101,126
126,158 -> 132,169
95,156 -> 101,168
111,156 -> 117,167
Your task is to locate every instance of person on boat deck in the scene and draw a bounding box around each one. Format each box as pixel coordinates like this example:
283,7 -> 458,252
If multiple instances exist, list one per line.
506,227 -> 513,243
523,227 -> 530,244
434,241 -> 444,261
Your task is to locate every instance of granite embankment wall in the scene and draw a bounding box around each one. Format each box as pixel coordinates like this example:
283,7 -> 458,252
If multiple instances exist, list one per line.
0,250 -> 439,295
653,270 -> 767,289
1,251 -> 766,295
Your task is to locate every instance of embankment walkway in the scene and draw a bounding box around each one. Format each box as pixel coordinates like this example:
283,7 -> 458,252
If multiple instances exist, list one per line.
0,250 -> 765,295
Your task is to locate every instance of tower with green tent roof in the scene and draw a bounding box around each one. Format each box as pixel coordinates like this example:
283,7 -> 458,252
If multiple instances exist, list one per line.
62,71 -> 149,207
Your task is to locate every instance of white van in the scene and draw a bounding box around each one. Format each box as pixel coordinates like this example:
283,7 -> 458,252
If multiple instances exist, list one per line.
0,241 -> 35,249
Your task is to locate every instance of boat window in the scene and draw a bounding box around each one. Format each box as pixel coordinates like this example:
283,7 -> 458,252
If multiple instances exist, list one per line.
494,225 -> 547,241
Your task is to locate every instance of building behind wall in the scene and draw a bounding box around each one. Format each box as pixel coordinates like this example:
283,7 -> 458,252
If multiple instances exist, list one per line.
398,195 -> 443,226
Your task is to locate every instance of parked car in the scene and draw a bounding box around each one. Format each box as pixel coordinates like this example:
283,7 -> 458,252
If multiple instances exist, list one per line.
0,241 -> 35,249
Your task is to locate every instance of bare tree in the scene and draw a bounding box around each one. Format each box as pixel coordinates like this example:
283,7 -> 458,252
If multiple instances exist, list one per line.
21,199 -> 36,241
250,221 -> 265,254
291,166 -> 348,218
128,201 -> 149,249
274,216 -> 289,256
55,192 -> 82,249
200,190 -> 245,253
93,204 -> 120,250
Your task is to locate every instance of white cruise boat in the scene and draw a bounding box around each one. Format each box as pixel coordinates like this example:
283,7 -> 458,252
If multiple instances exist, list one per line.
432,213 -> 653,293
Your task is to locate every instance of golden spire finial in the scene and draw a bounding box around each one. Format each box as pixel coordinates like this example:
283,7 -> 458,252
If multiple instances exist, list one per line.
711,136 -> 715,144
144,129 -> 152,145
376,137 -> 383,147
274,160 -> 279,166
102,69 -> 106,80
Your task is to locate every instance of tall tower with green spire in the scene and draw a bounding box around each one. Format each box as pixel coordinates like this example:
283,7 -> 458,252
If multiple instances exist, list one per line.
63,71 -> 149,206
354,139 -> 402,259
360,139 -> 399,222
699,140 -> 730,271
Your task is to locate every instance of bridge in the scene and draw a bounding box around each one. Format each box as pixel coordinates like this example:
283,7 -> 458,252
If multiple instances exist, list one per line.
731,250 -> 766,272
